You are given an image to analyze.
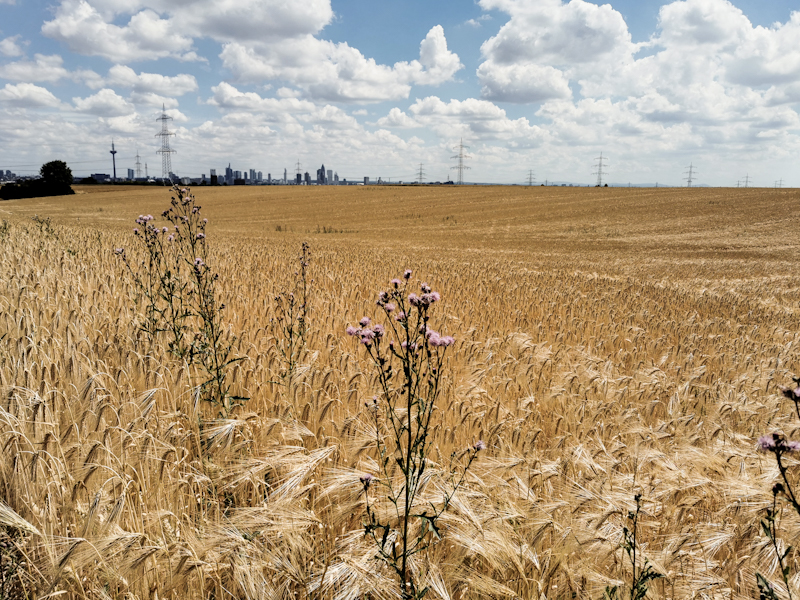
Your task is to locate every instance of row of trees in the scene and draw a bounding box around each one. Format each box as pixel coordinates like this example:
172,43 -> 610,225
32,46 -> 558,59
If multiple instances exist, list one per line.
0,161 -> 74,200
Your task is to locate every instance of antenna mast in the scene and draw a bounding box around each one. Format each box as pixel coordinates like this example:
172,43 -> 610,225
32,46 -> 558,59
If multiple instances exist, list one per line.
684,162 -> 696,187
451,138 -> 471,185
593,152 -> 608,186
110,139 -> 118,182
156,104 -> 176,183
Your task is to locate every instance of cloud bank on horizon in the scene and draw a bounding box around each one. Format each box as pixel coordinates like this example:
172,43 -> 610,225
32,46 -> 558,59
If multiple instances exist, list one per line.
0,0 -> 798,185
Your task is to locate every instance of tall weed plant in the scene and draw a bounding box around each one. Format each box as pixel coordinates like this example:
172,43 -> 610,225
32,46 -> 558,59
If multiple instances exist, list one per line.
117,185 -> 244,414
348,271 -> 483,600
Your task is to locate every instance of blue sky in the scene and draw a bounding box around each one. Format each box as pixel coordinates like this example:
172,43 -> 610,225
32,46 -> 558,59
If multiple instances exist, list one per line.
1,0 -> 799,185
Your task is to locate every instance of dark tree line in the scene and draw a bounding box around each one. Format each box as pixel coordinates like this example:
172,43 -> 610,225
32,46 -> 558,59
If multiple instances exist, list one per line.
0,161 -> 74,200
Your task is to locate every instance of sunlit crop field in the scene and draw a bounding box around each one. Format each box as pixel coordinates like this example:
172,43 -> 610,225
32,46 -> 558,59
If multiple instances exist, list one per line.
1,184 -> 800,600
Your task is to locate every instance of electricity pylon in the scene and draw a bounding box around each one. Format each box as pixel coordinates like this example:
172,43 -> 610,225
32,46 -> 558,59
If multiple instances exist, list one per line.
156,104 -> 175,183
417,163 -> 426,184
593,152 -> 608,186
684,163 -> 696,187
451,139 -> 471,185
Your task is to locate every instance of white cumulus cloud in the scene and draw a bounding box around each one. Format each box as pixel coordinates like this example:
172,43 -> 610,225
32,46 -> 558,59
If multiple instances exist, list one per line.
42,0 -> 196,62
0,53 -> 70,82
0,82 -> 62,107
0,36 -> 24,57
220,25 -> 461,102
73,88 -> 135,116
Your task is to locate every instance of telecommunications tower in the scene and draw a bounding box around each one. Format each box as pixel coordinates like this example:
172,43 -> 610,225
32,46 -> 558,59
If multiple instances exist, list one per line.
451,138 -> 471,185
110,140 -> 118,182
684,163 -> 696,187
417,163 -> 426,184
134,149 -> 142,179
593,152 -> 608,186
156,104 -> 176,183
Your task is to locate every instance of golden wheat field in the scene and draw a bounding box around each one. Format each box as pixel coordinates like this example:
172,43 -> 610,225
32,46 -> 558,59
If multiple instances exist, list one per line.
0,183 -> 800,600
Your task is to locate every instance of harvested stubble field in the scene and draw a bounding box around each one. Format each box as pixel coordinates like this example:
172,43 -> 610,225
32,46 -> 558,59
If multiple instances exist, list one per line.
0,184 -> 800,600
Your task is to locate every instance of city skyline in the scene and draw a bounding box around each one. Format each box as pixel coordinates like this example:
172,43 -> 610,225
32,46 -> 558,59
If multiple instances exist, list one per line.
0,0 -> 799,186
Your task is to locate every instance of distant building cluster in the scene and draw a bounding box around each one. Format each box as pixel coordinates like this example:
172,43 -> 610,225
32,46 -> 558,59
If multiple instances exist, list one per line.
0,169 -> 17,182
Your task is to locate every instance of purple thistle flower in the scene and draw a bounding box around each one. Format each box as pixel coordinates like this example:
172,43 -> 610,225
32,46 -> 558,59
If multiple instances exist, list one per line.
167,234 -> 175,242
395,311 -> 406,321
758,433 -> 800,453
346,325 -> 359,336
385,302 -> 396,313
473,440 -> 486,451
133,228 -> 139,234
758,435 -> 777,451
114,247 -> 124,254
203,218 -> 208,224
197,233 -> 205,239
360,317 -> 371,327
403,269 -> 412,279
194,257 -> 204,267
391,278 -> 403,288
782,386 -> 800,401
162,227 -> 169,234
421,282 -> 431,293
360,473 -> 374,489
373,324 -> 385,337
408,293 -> 420,307
441,336 -> 455,347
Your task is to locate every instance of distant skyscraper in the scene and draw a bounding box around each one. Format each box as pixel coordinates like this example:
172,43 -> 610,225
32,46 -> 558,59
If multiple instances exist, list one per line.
127,168 -> 134,180
364,176 -> 369,185
284,168 -> 287,183
225,164 -> 233,185
327,169 -> 332,184
250,168 -> 256,181
334,172 -> 339,184
257,171 -> 262,182
304,172 -> 311,185
267,173 -> 271,184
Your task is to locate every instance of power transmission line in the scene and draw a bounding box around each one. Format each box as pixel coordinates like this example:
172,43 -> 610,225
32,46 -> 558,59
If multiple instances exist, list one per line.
526,169 -> 535,186
417,163 -> 426,184
156,104 -> 176,183
593,152 -> 608,186
775,179 -> 783,188
450,139 -> 471,185
743,174 -> 751,188
684,162 -> 696,187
